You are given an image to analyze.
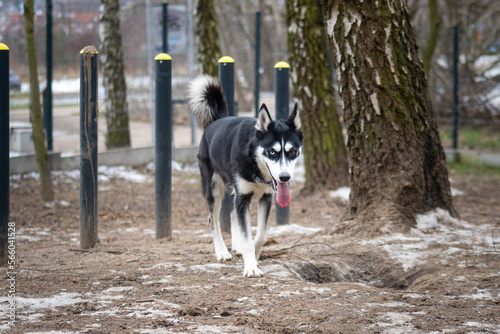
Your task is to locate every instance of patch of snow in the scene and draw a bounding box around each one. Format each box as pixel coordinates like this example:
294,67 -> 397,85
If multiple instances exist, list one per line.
11,166 -> 151,184
267,224 -> 322,237
25,332 -> 80,334
329,187 -> 350,201
463,321 -> 500,331
99,165 -> 151,183
0,292 -> 87,312
376,312 -> 413,327
360,208 -> 498,271
261,264 -> 292,278
460,289 -> 495,300
139,263 -> 186,272
102,286 -> 135,294
185,324 -> 240,334
451,187 -> 464,196
303,286 -> 332,294
126,307 -> 175,319
190,263 -> 232,273
278,290 -> 302,298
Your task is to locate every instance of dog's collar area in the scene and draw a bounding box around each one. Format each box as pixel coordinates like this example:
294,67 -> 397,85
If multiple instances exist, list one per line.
255,176 -> 275,191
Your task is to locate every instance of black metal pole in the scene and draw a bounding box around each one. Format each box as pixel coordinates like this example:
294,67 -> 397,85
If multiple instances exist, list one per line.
162,2 -> 168,54
155,53 -> 172,239
452,25 -> 459,162
275,61 -> 290,225
79,46 -> 99,249
254,11 -> 261,118
44,0 -> 53,151
218,56 -> 235,233
219,56 -> 235,116
0,43 -> 10,264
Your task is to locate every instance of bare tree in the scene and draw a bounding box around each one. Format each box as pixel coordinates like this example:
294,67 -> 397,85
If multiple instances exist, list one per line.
286,0 -> 348,193
24,0 -> 54,202
100,0 -> 131,149
322,0 -> 457,234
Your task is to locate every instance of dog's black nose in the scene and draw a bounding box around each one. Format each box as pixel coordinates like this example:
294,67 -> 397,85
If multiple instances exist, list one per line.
279,172 -> 290,182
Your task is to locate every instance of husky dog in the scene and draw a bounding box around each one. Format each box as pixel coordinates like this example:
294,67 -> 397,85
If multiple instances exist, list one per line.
188,75 -> 303,277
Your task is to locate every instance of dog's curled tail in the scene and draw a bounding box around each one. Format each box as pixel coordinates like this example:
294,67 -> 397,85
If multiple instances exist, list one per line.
188,75 -> 228,129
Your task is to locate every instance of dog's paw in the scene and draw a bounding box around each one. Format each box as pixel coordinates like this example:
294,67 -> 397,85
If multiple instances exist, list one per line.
243,266 -> 263,278
216,251 -> 233,262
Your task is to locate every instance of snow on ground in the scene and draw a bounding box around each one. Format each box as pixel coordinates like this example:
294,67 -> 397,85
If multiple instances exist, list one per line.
10,165 -> 153,185
20,76 -> 189,95
360,208 -> 499,271
329,187 -> 350,201
329,186 -> 464,202
266,223 -> 323,237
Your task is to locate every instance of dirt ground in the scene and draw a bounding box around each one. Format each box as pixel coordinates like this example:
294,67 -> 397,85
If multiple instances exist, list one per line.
2,163 -> 499,333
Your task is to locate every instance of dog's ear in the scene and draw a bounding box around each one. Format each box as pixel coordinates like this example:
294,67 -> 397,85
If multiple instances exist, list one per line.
286,103 -> 301,130
255,103 -> 273,133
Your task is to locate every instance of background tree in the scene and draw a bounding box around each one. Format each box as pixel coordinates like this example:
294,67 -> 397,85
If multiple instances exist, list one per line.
286,0 -> 348,193
322,0 -> 457,233
99,0 -> 131,149
24,0 -> 54,202
194,0 -> 221,76
422,0 -> 440,80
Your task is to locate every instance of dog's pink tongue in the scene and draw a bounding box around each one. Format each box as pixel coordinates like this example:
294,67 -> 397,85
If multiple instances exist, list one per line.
276,182 -> 291,208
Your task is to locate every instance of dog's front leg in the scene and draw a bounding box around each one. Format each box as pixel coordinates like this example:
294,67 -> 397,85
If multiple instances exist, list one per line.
235,194 -> 263,277
254,193 -> 272,260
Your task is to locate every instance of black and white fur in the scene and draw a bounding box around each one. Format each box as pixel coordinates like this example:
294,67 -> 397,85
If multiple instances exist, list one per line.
188,75 -> 303,277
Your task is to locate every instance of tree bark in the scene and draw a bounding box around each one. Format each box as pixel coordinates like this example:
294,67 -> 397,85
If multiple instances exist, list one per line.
422,0 -> 441,80
24,0 -> 54,202
286,0 -> 349,194
194,0 -> 221,76
100,0 -> 131,149
322,0 -> 457,234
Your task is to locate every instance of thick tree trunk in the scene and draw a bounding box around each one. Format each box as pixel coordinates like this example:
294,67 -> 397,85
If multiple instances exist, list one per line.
422,0 -> 441,80
322,0 -> 457,234
24,0 -> 54,202
194,0 -> 221,77
286,0 -> 349,194
100,0 -> 131,149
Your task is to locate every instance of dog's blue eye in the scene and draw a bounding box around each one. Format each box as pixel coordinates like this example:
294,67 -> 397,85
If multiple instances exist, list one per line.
269,149 -> 276,156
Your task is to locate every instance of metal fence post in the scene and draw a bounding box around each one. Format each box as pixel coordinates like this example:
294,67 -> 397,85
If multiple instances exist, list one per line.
0,43 -> 10,264
218,56 -> 235,233
44,0 -> 53,151
275,61 -> 290,225
80,46 -> 99,249
451,25 -> 460,162
219,56 -> 236,116
162,2 -> 168,54
155,53 -> 172,239
254,11 -> 261,118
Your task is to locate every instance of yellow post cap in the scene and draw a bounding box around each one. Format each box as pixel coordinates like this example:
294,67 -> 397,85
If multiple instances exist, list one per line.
80,46 -> 98,54
0,43 -> 9,50
154,53 -> 172,60
274,61 -> 290,68
218,56 -> 234,63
